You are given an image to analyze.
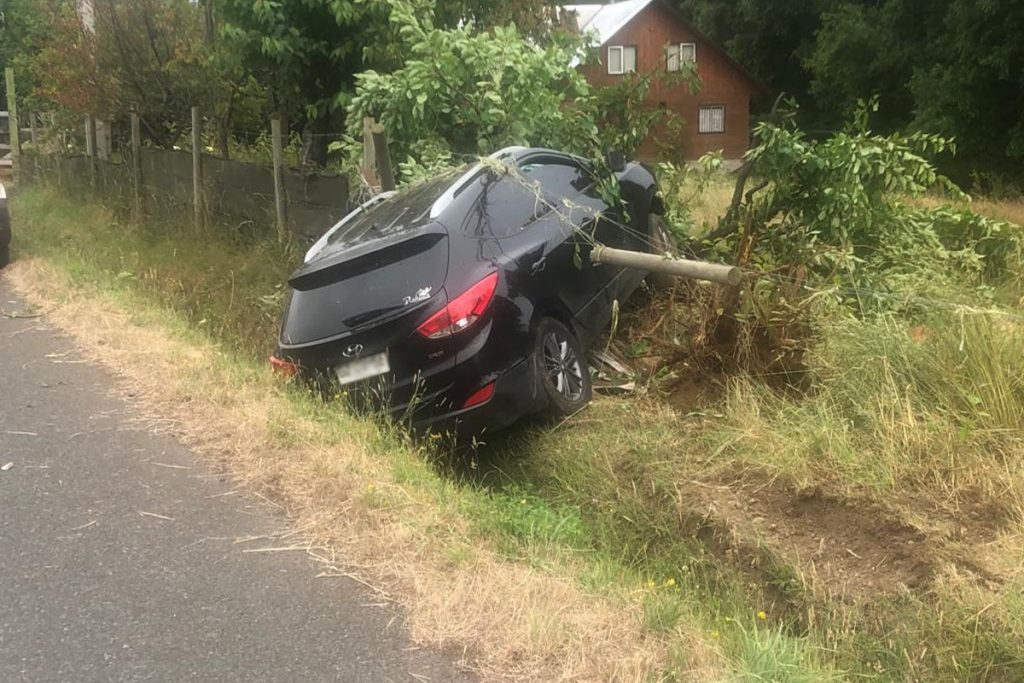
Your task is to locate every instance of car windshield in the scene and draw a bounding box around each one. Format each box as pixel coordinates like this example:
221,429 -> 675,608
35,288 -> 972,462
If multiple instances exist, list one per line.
326,167 -> 467,248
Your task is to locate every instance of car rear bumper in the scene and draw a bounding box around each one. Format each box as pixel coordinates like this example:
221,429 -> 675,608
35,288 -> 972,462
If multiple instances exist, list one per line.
411,356 -> 544,436
0,197 -> 10,250
278,312 -> 543,436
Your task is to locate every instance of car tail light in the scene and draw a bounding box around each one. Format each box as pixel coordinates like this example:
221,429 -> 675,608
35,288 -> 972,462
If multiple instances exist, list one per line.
416,272 -> 498,340
463,382 -> 495,409
269,355 -> 300,377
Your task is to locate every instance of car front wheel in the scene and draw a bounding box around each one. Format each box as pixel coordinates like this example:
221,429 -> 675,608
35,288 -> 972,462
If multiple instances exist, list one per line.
535,317 -> 592,416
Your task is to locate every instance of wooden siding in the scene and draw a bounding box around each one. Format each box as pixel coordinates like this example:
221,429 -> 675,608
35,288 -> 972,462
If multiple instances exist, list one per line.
579,1 -> 757,161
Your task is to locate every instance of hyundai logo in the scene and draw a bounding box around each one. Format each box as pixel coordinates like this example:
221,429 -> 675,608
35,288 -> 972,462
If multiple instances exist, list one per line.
342,344 -> 364,358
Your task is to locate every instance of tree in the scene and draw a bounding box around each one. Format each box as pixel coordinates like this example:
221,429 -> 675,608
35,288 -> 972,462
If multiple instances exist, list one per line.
673,0 -> 821,113
0,0 -> 66,109
348,0 -> 693,181
349,2 -> 596,166
433,0 -> 554,36
25,0 -> 230,149
218,0 -> 392,165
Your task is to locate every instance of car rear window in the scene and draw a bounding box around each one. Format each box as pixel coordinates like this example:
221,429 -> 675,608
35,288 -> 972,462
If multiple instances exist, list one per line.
327,168 -> 466,248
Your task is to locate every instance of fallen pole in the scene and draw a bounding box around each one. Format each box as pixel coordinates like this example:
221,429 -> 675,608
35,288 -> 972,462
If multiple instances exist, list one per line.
591,245 -> 743,286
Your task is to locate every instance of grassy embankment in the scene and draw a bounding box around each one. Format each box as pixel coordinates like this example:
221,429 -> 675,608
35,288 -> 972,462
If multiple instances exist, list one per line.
7,181 -> 1024,681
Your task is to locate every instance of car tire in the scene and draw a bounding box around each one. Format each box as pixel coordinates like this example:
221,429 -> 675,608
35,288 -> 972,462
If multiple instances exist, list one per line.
647,214 -> 677,290
0,246 -> 9,269
535,317 -> 592,416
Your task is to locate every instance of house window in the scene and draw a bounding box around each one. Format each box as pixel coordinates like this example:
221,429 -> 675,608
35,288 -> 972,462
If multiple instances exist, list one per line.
607,46 -> 637,75
666,43 -> 697,71
698,105 -> 725,133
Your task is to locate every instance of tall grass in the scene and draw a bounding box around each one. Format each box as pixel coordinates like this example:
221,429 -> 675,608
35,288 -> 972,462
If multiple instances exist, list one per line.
715,312 -> 1024,498
10,188 -> 296,359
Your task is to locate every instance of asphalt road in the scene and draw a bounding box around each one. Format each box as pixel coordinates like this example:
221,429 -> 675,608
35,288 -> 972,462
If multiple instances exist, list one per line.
0,277 -> 473,682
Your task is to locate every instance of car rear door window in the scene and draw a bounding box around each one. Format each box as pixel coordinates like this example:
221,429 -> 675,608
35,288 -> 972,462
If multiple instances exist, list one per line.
463,160 -> 593,239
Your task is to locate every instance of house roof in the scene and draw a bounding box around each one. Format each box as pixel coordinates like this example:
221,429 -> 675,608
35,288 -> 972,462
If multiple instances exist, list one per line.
563,0 -> 653,46
562,0 -> 768,94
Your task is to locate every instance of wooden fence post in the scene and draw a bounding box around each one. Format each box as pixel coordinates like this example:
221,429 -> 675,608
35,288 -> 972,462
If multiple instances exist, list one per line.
270,115 -> 287,238
191,106 -> 203,229
85,114 -> 97,191
130,112 -> 142,220
361,116 -> 379,190
5,67 -> 20,185
370,123 -> 395,192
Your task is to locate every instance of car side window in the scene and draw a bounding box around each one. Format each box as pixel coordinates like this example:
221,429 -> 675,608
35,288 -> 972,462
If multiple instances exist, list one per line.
462,161 -> 592,239
523,162 -> 592,206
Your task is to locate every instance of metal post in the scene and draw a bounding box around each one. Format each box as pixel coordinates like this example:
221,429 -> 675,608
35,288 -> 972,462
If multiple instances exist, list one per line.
191,106 -> 203,229
5,68 -> 20,185
130,112 -> 142,220
270,115 -> 287,238
590,245 -> 743,286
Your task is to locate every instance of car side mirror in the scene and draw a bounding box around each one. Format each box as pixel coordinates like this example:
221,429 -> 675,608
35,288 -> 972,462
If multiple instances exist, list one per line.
605,150 -> 626,173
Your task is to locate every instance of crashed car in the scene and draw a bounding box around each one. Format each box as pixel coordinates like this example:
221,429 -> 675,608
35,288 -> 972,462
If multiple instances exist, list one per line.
0,180 -> 10,268
271,146 -> 668,435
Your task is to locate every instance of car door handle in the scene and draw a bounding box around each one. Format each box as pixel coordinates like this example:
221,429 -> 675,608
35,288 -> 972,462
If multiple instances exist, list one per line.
530,256 -> 547,275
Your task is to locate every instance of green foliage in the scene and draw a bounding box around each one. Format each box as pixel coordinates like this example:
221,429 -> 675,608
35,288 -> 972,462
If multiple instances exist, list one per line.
805,0 -> 1024,180
658,152 -> 724,238
711,102 -> 1023,314
432,0 -> 553,36
675,0 -> 1024,184
219,0 -> 385,120
0,0 -> 61,109
350,0 -> 695,180
349,2 -> 599,165
471,483 -> 590,557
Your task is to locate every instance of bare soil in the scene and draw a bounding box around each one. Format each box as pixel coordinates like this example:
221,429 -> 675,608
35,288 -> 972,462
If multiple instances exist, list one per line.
671,468 -> 1012,603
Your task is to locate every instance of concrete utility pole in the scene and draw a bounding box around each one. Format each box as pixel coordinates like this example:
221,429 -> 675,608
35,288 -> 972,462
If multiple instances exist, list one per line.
591,245 -> 743,286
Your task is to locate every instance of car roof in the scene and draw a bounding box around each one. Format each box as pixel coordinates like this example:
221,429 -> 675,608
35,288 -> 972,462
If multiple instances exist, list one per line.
303,147 -> 592,263
429,146 -> 588,221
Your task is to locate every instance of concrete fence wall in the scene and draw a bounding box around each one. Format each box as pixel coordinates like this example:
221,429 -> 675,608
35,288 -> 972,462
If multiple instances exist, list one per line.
23,141 -> 350,245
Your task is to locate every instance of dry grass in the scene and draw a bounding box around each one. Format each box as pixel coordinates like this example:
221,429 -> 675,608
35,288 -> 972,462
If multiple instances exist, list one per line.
3,258 -> 726,682
912,194 -> 1024,226
686,179 -> 735,235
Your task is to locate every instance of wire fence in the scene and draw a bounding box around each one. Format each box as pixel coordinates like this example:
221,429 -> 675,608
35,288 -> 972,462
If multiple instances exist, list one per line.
21,111 -> 353,245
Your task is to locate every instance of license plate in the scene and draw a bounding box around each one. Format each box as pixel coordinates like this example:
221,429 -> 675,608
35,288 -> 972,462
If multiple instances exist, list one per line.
334,352 -> 390,386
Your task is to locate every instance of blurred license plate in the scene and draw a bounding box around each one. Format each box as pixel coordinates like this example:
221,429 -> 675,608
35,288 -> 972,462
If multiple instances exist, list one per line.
334,352 -> 389,386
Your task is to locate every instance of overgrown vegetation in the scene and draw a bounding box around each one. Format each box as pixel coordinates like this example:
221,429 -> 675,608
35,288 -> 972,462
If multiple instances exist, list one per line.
4,0 -> 1024,679
10,103 -> 1024,676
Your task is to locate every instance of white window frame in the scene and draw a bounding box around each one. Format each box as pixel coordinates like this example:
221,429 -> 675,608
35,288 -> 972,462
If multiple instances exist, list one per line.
667,42 -> 697,72
607,45 -> 637,75
698,104 -> 726,134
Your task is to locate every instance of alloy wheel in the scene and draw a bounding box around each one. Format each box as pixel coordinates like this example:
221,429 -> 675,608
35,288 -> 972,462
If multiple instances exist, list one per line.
542,330 -> 584,402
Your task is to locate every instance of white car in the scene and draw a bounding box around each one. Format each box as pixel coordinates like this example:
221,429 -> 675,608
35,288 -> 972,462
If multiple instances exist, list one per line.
0,181 -> 9,267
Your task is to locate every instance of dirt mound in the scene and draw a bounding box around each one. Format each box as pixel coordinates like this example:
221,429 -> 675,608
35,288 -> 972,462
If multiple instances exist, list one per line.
677,472 -> 937,600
